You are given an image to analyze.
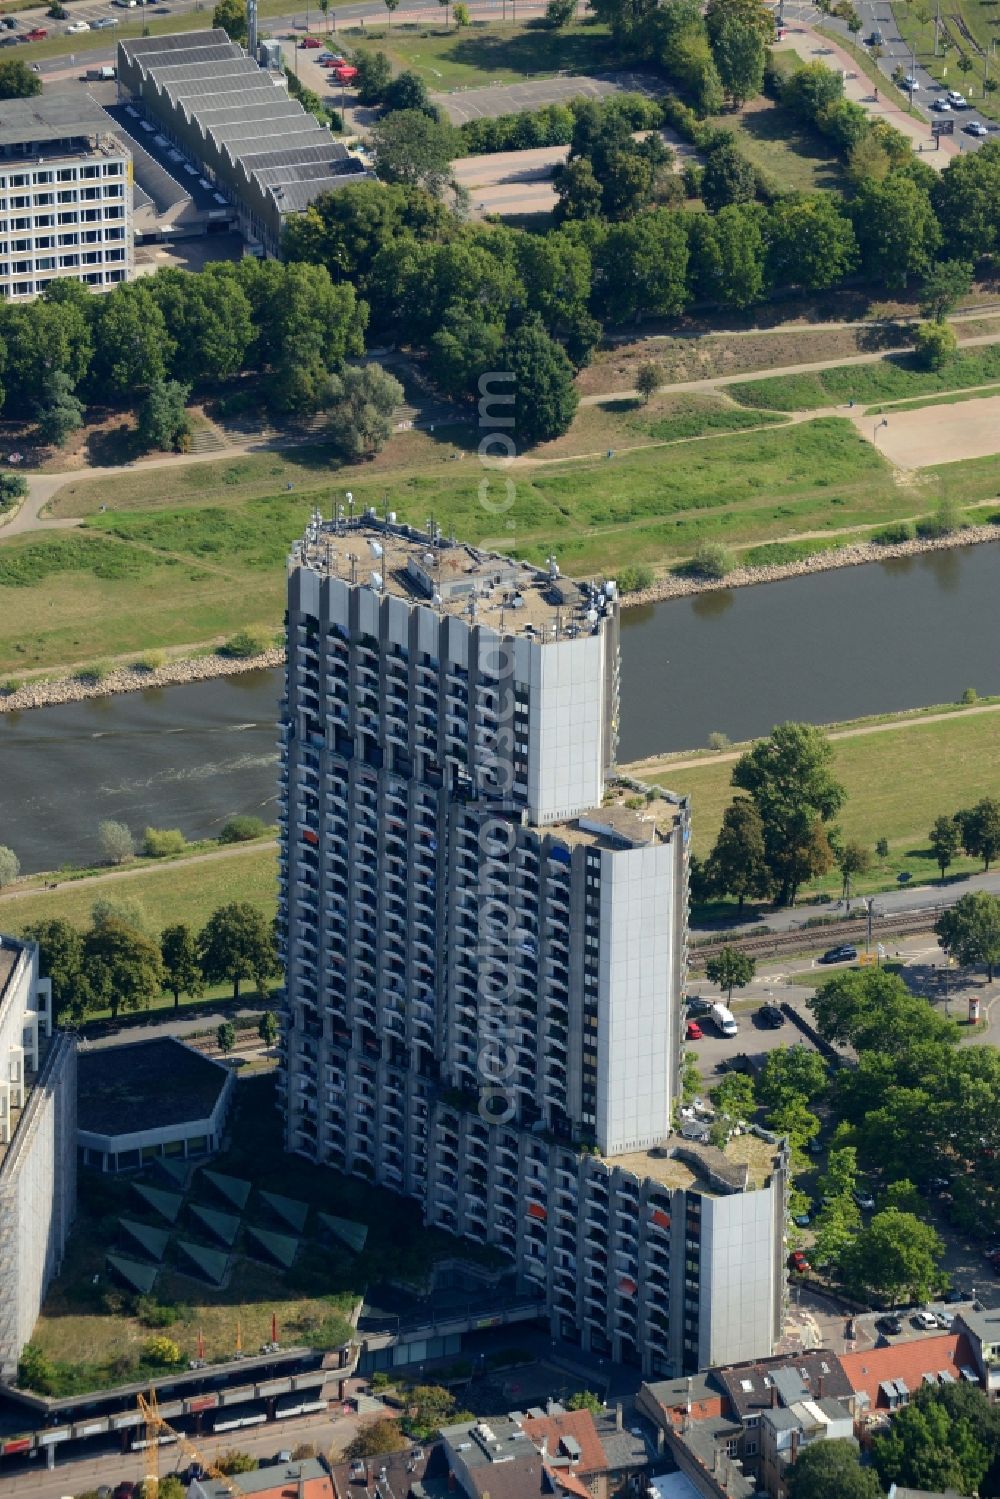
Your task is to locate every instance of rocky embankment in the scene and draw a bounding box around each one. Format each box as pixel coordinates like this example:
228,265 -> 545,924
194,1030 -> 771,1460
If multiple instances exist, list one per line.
0,647 -> 285,713
625,523 -> 1000,606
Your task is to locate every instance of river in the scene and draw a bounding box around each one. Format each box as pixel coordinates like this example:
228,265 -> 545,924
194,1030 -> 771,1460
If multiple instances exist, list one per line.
3,545 -> 999,872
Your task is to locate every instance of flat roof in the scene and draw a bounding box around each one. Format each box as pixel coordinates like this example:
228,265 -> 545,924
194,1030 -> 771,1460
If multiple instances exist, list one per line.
0,938 -> 18,1006
78,1037 -> 228,1138
604,1131 -> 782,1196
0,90 -> 120,150
292,517 -> 618,640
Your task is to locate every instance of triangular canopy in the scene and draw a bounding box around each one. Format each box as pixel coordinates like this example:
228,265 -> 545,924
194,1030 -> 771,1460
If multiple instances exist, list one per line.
156,1157 -> 190,1188
119,1217 -> 170,1262
176,1239 -> 229,1286
189,1202 -> 241,1247
201,1169 -> 252,1210
318,1212 -> 369,1254
107,1253 -> 159,1294
245,1224 -> 299,1269
259,1190 -> 309,1232
133,1183 -> 184,1223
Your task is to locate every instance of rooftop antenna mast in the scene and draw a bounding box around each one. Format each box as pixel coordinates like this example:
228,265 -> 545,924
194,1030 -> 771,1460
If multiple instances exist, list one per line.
247,0 -> 257,58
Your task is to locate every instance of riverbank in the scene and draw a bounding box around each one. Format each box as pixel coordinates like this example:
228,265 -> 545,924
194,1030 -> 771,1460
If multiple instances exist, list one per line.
0,646 -> 284,713
626,521 -> 1000,606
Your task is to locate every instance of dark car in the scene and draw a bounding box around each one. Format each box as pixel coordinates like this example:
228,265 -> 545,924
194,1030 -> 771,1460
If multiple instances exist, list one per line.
757,1004 -> 785,1029
867,28 -> 884,43
944,1287 -> 967,1304
686,995 -> 713,1017
875,1315 -> 903,1336
820,944 -> 858,964
114,1485 -> 136,1499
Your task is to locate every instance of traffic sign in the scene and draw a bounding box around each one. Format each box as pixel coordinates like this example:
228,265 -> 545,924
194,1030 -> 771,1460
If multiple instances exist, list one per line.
932,119 -> 955,136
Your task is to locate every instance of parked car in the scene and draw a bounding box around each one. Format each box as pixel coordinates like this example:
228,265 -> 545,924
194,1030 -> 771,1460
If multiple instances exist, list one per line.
299,35 -> 321,46
793,1212 -> 811,1228
912,1310 -> 939,1331
934,1311 -> 954,1329
23,28 -> 48,39
876,1315 -> 903,1336
944,1287 -> 967,1303
788,1250 -> 810,1273
965,120 -> 989,137
0,16 -> 17,27
66,20 -> 90,31
853,1189 -> 876,1210
113,1485 -> 135,1499
685,1021 -> 703,1041
711,1001 -> 738,1038
806,1136 -> 824,1156
757,1004 -> 785,1029
820,944 -> 857,964
686,996 -> 713,1017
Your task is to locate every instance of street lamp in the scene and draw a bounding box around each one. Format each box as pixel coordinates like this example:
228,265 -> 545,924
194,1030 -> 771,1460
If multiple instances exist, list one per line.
874,418 -> 888,444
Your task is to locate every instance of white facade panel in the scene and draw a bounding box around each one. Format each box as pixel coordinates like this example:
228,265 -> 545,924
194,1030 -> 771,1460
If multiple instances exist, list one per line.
699,1187 -> 781,1368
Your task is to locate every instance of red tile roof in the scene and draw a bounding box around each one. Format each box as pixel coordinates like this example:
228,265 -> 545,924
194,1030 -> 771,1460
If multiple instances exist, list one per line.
840,1333 -> 976,1408
668,1397 -> 725,1426
521,1410 -> 607,1475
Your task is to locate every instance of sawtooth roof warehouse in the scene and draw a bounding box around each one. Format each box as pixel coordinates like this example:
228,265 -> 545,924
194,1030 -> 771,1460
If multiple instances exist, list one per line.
116,30 -> 369,256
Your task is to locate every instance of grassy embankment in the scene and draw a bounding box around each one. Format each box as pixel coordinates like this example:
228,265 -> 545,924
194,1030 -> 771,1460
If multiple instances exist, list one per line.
892,0 -> 1000,125
649,706 -> 1000,898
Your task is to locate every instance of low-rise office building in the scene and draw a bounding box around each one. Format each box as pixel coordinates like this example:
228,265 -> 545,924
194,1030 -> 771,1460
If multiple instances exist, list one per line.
0,936 -> 76,1379
117,31 -> 368,255
0,94 -> 132,301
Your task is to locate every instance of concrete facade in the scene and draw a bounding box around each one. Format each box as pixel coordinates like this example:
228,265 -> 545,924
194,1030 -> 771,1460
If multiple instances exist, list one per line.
278,517 -> 786,1377
0,939 -> 77,1380
0,95 -> 132,301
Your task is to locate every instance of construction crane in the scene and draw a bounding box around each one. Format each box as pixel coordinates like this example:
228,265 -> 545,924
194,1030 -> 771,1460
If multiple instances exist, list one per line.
137,1389 -> 243,1499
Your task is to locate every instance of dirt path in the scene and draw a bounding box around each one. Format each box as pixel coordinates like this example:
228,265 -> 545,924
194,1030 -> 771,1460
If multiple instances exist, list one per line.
626,701 -> 1000,776
0,838 -> 275,904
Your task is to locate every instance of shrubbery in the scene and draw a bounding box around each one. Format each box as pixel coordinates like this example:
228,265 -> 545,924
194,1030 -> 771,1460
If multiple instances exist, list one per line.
142,827 -> 188,859
219,815 -> 268,844
871,520 -> 916,544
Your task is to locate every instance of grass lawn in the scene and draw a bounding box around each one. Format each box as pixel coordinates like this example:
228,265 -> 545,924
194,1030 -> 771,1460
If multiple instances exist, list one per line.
347,19 -> 619,90
729,343 -> 1000,410
528,391 -> 786,460
893,1 -> 999,124
867,382 -> 1000,415
703,94 -> 847,193
29,1076 -> 502,1393
649,708 -> 1000,895
0,842 -> 277,937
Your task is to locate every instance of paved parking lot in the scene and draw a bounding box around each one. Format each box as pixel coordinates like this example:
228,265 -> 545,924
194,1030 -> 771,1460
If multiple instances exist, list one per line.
434,68 -> 666,123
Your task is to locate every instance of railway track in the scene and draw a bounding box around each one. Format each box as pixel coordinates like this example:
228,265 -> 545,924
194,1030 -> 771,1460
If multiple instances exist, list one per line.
689,904 -> 947,967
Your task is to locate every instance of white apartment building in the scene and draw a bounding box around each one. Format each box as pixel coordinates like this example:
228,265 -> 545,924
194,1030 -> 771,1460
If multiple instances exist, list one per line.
0,937 -> 76,1379
0,96 -> 132,301
279,517 -> 787,1376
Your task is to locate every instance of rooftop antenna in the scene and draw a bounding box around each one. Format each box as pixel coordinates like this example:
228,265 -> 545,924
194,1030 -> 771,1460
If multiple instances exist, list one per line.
555,606 -> 562,640
247,0 -> 257,57
345,491 -> 354,524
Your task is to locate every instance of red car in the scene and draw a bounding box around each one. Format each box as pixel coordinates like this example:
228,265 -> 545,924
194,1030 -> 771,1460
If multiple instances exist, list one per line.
788,1250 -> 811,1274
685,1021 -> 703,1041
23,27 -> 47,39
299,36 -> 321,47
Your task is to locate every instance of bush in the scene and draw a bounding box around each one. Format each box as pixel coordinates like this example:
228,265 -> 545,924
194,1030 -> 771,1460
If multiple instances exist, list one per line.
17,1343 -> 56,1394
0,472 -> 28,508
707,731 -> 731,750
913,320 -> 958,372
961,686 -> 978,705
687,541 -> 733,580
75,663 -> 108,683
0,845 -> 20,888
916,498 -> 961,538
218,815 -> 268,844
219,630 -> 268,659
216,1451 -> 259,1476
98,819 -> 135,865
615,564 -> 653,594
136,1296 -> 179,1328
871,520 -> 915,544
142,827 -> 188,859
143,1336 -> 182,1366
134,650 -> 166,672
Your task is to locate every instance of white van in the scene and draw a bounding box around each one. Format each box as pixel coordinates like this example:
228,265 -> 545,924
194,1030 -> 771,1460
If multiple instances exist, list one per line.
711,1002 -> 738,1038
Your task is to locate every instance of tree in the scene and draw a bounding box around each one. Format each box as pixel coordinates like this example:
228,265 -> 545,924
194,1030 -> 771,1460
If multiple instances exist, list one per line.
786,1437 -> 882,1499
634,361 -> 663,403
597,210 -> 689,323
929,814 -> 961,878
919,259 -> 973,322
503,319 -> 579,447
355,49 -> 393,105
0,845 -> 19,888
371,109 -> 456,197
199,902 -> 279,1001
238,259 -> 365,416
731,722 -> 846,905
931,141 -> 1000,262
216,1452 -> 260,1476
216,1020 -> 236,1055
841,1207 -> 944,1304
93,283 -> 174,400
21,919 -> 85,1026
851,172 -> 942,290
836,839 -> 870,899
812,966 -> 957,1055
554,156 -> 604,221
137,378 -> 191,453
783,60 -> 845,122
767,1094 -> 821,1152
258,1010 -> 279,1048
147,266 -> 254,385
383,70 -> 430,114
710,1070 -> 756,1120
0,474 -> 27,511
705,945 -> 756,1002
212,0 -> 247,43
757,1045 -> 829,1109
701,137 -> 756,211
913,320 -> 957,372
811,1193 -> 861,1270
0,59 -> 42,99
566,1389 -> 602,1414
954,797 -> 1000,871
403,1384 -> 463,1440
327,363 -> 403,459
545,0 -> 576,23
35,370 -> 84,447
160,923 -> 204,1010
343,1420 -> 407,1460
873,1392 -> 991,1497
384,0 -> 400,25
83,918 -> 165,1023
712,14 -> 766,106
767,195 -> 858,291
935,891 -> 1000,980
98,819 -> 134,866
704,800 -> 770,910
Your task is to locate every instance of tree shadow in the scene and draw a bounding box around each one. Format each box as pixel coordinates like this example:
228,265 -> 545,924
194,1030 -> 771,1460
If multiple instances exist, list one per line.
735,103 -> 846,191
443,27 -> 626,80
85,421 -> 148,468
